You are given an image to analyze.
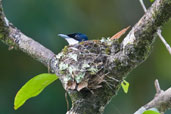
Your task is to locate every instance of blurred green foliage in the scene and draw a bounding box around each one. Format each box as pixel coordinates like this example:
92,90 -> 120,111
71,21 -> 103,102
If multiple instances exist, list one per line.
0,0 -> 171,114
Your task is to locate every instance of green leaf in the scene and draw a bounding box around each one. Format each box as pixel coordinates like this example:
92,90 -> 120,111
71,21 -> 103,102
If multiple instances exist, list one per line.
14,73 -> 58,110
143,110 -> 160,114
150,0 -> 155,2
121,80 -> 129,93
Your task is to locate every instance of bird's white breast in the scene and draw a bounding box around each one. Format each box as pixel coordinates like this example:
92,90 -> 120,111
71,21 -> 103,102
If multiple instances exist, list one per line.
65,38 -> 79,45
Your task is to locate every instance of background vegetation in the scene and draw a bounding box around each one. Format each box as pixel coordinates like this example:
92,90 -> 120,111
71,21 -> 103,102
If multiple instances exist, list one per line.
0,0 -> 171,114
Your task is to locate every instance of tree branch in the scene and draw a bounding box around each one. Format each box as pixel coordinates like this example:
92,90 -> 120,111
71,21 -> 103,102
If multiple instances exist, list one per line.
139,0 -> 171,54
0,0 -> 171,114
0,0 -> 55,67
134,79 -> 171,114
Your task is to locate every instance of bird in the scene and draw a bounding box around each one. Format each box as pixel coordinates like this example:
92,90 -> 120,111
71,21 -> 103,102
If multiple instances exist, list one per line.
58,33 -> 88,45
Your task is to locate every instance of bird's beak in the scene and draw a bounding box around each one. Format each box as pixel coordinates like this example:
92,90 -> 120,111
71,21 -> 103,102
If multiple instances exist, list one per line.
58,34 -> 69,39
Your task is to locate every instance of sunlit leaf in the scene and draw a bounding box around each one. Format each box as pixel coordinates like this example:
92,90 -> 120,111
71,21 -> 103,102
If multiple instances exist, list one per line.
121,80 -> 129,93
14,73 -> 58,110
143,110 -> 160,114
150,0 -> 155,2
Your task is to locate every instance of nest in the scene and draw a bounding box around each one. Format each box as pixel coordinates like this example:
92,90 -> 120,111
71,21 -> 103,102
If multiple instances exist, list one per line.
55,38 -> 120,91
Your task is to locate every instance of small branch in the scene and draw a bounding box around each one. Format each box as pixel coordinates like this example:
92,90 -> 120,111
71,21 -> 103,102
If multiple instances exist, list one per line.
154,79 -> 162,95
139,0 -> 147,12
135,80 -> 171,114
157,29 -> 171,54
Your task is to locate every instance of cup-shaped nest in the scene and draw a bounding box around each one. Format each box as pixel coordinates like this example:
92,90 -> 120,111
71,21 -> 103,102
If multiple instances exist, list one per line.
55,39 -> 120,91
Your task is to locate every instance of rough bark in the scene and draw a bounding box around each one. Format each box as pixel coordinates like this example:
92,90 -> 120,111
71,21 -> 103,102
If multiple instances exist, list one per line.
0,0 -> 171,114
0,1 -> 55,67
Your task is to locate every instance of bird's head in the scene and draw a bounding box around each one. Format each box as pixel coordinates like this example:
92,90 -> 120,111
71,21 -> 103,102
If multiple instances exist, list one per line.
58,33 -> 88,45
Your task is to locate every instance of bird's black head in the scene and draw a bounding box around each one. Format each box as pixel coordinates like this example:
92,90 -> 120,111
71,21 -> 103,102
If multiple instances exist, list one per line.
67,33 -> 88,42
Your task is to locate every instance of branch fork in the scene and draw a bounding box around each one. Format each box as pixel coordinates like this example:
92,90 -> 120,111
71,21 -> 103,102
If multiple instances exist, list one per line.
0,0 -> 171,113
135,79 -> 171,114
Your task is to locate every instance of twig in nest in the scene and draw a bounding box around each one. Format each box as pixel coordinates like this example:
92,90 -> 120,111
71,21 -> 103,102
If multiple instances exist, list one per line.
110,26 -> 131,40
65,92 -> 70,111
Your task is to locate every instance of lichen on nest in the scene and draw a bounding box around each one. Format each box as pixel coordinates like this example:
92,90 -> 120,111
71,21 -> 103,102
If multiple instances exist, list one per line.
55,38 -> 121,91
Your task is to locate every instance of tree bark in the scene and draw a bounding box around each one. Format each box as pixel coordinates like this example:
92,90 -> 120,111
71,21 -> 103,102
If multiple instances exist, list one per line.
0,0 -> 171,114
0,1 -> 55,67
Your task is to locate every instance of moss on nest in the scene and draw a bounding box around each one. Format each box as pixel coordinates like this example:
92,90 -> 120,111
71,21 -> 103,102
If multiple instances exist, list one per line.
62,46 -> 68,54
55,39 -> 121,91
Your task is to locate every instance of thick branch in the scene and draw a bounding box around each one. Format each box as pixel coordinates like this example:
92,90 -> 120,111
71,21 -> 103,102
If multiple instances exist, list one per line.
0,0 -> 171,114
0,1 -> 55,67
116,0 -> 171,67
